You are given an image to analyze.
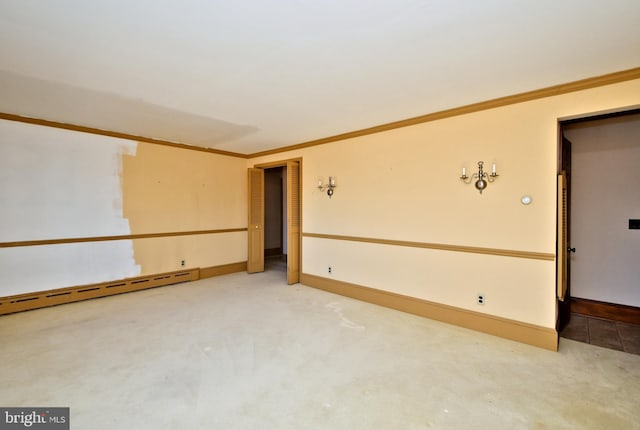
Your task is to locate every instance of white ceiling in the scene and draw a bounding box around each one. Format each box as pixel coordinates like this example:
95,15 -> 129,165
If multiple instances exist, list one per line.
1,0 -> 639,155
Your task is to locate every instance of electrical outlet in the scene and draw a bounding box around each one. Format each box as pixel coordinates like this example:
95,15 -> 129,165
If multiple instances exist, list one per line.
328,266 -> 332,274
181,260 -> 186,267
477,294 -> 485,305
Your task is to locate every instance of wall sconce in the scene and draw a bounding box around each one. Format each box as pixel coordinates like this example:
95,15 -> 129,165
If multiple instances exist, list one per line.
460,161 -> 498,194
318,176 -> 337,197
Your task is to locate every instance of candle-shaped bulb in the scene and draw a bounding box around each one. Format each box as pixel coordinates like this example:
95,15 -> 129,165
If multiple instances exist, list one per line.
492,162 -> 497,175
462,167 -> 466,177
318,179 -> 323,188
329,176 -> 335,186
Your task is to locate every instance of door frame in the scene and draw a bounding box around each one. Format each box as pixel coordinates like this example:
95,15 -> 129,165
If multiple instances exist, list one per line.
252,157 -> 302,284
556,107 -> 640,329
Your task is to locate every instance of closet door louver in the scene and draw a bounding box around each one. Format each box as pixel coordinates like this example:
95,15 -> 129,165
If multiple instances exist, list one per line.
287,161 -> 300,284
557,171 -> 568,301
247,168 -> 264,273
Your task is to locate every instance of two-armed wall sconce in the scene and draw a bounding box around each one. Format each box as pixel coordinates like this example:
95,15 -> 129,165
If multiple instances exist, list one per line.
460,161 -> 498,194
318,176 -> 337,198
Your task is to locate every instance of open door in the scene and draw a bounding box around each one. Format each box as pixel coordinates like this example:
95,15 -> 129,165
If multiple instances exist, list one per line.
247,168 -> 264,273
557,133 -> 574,332
286,161 -> 301,284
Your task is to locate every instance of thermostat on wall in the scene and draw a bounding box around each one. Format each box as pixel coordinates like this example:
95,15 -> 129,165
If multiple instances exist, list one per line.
521,195 -> 532,205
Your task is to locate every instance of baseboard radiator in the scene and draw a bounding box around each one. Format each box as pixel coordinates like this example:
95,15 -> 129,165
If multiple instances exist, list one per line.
0,268 -> 200,316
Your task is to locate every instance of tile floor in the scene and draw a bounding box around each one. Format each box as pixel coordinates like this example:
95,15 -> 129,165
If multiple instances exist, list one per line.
560,313 -> 640,355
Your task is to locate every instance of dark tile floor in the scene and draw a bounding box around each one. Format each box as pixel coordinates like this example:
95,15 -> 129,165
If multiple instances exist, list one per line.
560,313 -> 640,355
265,255 -> 287,272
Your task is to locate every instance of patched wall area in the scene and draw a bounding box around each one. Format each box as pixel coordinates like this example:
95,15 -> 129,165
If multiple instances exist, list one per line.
0,119 -> 140,295
0,119 -> 248,296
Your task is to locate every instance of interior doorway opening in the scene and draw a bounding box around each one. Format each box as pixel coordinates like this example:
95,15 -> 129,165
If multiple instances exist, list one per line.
557,108 -> 640,353
247,159 -> 301,284
264,166 -> 287,274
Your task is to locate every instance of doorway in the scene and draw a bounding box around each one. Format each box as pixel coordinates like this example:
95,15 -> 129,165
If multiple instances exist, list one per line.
247,159 -> 301,284
264,166 -> 286,272
558,109 -> 640,354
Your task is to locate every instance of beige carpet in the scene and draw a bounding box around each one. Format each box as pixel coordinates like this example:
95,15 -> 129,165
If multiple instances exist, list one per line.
1,268 -> 639,429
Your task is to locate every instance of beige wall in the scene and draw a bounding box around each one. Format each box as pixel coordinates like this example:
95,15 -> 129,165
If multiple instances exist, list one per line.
122,142 -> 246,233
3,77 -> 640,331
251,78 -> 640,329
122,142 -> 247,274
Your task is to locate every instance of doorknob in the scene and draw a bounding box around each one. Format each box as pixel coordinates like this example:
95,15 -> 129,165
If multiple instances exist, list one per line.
567,247 -> 576,253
